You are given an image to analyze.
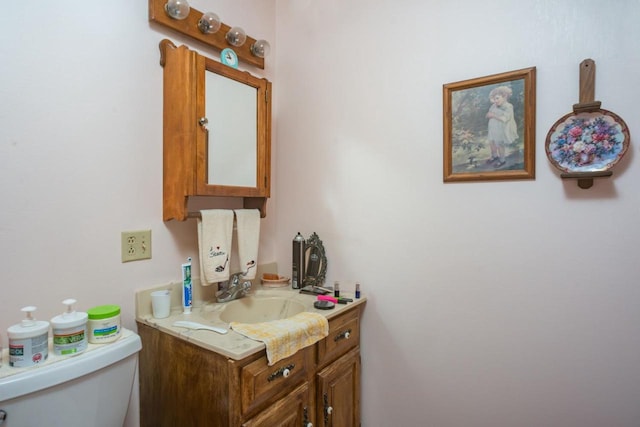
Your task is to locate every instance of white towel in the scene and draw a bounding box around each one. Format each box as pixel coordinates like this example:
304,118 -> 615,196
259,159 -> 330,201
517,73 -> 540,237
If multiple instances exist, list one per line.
198,209 -> 234,285
234,209 -> 260,280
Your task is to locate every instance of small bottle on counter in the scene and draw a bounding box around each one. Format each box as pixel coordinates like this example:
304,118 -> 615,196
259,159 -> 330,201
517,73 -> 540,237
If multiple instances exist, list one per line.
334,281 -> 340,298
355,282 -> 361,299
292,232 -> 305,289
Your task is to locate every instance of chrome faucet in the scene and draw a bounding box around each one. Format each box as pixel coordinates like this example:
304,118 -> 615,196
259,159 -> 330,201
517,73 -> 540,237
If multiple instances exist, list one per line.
216,273 -> 252,303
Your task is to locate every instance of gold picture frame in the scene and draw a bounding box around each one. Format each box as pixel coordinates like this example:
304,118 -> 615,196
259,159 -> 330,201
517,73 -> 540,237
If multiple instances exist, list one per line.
443,67 -> 536,182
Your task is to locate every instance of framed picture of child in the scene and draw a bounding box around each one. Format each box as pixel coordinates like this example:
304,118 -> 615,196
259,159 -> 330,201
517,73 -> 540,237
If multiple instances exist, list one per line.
443,67 -> 536,182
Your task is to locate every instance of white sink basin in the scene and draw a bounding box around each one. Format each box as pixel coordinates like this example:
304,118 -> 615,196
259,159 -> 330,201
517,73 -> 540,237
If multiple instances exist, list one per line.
218,297 -> 306,324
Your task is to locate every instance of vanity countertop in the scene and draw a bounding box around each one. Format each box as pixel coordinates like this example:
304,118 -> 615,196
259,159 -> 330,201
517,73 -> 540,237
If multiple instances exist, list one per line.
135,282 -> 366,360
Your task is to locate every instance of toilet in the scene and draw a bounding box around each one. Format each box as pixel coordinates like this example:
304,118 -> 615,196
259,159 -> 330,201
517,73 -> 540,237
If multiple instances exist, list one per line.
0,329 -> 141,427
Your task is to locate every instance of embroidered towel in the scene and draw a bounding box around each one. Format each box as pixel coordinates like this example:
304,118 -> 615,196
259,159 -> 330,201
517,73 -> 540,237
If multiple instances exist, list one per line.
230,312 -> 329,366
198,209 -> 234,285
234,209 -> 260,280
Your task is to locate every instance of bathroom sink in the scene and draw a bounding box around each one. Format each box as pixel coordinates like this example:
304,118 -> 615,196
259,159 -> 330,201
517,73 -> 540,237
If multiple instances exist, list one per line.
219,297 -> 306,324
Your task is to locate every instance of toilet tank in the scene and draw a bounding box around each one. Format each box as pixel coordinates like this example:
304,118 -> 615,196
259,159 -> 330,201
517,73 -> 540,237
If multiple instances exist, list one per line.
0,329 -> 142,427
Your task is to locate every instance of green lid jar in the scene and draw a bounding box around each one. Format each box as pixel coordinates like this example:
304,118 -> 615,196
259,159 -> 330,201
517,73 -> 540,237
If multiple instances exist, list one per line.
87,305 -> 121,344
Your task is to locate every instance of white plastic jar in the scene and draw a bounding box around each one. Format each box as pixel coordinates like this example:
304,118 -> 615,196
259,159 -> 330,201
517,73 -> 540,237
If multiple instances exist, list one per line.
50,299 -> 88,356
87,305 -> 121,344
7,306 -> 50,367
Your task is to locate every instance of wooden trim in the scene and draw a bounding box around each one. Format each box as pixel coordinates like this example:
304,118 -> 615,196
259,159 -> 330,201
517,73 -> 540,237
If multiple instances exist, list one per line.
161,40 -> 198,221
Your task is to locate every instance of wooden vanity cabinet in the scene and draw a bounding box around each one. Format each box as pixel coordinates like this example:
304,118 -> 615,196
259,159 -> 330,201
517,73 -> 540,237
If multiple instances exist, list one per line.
137,303 -> 364,427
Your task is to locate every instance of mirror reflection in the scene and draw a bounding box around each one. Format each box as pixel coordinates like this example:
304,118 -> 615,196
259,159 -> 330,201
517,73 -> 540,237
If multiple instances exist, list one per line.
303,232 -> 327,287
205,71 -> 257,187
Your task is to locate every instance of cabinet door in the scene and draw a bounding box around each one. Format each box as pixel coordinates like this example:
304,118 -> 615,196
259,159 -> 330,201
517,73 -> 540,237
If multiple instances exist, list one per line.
243,382 -> 313,427
317,347 -> 360,427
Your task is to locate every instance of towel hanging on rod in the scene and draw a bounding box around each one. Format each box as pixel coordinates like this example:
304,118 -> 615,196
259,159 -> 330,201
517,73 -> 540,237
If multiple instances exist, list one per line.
197,210 -> 234,285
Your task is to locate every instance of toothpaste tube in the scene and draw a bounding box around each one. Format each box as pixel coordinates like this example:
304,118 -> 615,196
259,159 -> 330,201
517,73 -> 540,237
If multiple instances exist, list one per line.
182,257 -> 192,314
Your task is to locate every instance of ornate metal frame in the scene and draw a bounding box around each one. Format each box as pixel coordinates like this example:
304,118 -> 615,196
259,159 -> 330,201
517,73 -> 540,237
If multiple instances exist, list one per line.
303,232 -> 327,286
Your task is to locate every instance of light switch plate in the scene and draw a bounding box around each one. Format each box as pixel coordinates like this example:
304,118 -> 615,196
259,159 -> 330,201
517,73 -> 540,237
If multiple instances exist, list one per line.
121,230 -> 152,262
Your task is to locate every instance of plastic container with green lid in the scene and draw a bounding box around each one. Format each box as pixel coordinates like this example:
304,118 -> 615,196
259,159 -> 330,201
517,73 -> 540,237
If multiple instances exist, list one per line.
87,305 -> 121,344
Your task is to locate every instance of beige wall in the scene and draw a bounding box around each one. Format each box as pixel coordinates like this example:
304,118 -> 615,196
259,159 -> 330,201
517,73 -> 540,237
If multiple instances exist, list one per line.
2,1 -> 640,426
274,1 -> 640,426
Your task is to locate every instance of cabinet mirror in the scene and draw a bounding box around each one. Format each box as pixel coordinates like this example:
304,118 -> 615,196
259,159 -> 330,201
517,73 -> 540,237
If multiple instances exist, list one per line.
205,71 -> 256,188
160,39 -> 272,221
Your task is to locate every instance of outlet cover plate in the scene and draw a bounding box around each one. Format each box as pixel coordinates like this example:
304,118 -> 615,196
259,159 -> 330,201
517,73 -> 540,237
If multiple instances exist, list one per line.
121,230 -> 152,262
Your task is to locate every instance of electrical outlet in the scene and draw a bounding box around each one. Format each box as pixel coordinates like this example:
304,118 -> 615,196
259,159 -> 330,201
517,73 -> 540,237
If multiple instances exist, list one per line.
121,230 -> 152,262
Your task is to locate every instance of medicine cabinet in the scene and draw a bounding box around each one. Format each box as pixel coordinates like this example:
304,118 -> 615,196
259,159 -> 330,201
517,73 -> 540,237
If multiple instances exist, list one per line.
159,39 -> 272,221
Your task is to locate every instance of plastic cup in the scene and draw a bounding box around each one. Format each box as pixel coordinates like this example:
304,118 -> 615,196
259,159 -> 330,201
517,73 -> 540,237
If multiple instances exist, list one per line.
151,290 -> 171,319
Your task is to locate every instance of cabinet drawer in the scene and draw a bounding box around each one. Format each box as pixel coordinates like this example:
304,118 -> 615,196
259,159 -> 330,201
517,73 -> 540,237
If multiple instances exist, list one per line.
317,306 -> 360,367
241,345 -> 313,415
242,381 -> 312,427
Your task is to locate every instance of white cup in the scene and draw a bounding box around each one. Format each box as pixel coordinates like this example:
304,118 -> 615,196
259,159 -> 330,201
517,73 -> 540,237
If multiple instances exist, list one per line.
151,290 -> 171,319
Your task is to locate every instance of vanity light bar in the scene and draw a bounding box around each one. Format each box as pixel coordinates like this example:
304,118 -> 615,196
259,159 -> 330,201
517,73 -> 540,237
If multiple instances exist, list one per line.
148,0 -> 265,69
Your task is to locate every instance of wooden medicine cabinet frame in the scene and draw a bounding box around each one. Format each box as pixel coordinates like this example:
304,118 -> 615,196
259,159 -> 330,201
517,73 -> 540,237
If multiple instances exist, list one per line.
160,39 -> 272,221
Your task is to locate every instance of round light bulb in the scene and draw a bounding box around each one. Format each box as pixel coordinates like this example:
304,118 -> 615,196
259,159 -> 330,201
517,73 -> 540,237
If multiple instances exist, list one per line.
165,0 -> 190,20
226,27 -> 247,47
198,12 -> 221,34
250,40 -> 271,58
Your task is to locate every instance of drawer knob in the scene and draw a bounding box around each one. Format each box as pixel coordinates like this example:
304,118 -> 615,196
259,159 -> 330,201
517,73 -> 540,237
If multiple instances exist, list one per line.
267,363 -> 295,382
334,328 -> 352,342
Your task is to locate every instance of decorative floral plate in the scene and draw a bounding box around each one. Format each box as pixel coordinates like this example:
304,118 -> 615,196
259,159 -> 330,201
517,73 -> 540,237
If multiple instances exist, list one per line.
545,110 -> 630,173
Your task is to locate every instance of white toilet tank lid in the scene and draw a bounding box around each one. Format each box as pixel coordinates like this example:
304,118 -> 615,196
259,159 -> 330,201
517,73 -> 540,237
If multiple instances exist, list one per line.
0,328 -> 142,402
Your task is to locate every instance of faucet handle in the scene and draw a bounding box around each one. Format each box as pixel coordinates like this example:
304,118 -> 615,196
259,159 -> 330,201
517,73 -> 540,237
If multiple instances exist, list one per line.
218,273 -> 240,290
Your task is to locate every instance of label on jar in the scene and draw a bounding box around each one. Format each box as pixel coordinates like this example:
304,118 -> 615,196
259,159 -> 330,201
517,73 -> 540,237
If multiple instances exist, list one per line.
9,332 -> 49,367
53,326 -> 88,355
88,319 -> 121,343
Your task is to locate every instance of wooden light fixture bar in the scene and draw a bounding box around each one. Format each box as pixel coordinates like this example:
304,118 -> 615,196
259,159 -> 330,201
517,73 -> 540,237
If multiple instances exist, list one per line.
149,0 -> 265,69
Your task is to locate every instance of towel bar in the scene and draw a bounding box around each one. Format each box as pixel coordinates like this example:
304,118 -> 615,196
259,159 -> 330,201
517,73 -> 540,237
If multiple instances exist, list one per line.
187,210 -> 259,220
187,212 -> 239,230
